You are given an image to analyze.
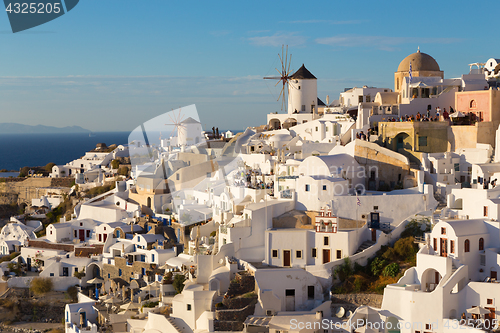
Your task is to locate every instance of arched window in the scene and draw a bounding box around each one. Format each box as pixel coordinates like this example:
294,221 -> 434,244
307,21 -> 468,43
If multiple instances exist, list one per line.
470,100 -> 477,108
479,238 -> 484,251
465,239 -> 470,253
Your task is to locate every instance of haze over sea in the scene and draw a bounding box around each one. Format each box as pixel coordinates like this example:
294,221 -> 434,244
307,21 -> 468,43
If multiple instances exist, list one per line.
0,132 -> 130,171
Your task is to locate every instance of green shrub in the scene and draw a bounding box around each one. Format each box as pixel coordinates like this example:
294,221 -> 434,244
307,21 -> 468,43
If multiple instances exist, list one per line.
394,237 -> 418,259
142,301 -> 159,308
73,270 -> 85,279
215,302 -> 224,308
67,285 -> 78,302
382,263 -> 400,277
30,277 -> 53,295
44,163 -> 56,172
19,166 -> 30,177
163,272 -> 173,284
0,252 -> 19,264
242,292 -> 256,298
330,285 -> 346,294
370,257 -> 387,276
172,274 -> 186,294
111,159 -> 120,169
210,231 -> 217,237
118,166 -> 129,176
333,257 -> 353,282
382,247 -> 397,261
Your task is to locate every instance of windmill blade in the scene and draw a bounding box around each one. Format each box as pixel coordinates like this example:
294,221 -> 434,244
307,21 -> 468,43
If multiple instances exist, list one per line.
287,53 -> 292,76
277,86 -> 284,102
263,76 -> 281,80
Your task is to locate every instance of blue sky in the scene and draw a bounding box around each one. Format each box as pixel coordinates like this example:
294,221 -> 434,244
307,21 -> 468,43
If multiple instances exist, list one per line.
0,0 -> 497,132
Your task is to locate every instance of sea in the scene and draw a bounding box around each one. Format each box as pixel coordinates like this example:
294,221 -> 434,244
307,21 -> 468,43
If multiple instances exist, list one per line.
0,130 -> 242,171
0,132 -> 130,171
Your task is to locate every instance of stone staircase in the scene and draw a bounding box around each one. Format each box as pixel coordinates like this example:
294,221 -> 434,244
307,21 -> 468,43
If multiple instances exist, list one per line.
211,295 -> 223,312
354,240 -> 375,255
166,317 -> 183,333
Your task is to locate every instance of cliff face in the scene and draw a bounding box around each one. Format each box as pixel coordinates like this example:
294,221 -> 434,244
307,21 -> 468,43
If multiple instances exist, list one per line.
0,177 -> 73,206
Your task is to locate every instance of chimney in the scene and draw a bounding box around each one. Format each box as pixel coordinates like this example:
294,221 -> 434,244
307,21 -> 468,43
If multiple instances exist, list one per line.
316,311 -> 323,320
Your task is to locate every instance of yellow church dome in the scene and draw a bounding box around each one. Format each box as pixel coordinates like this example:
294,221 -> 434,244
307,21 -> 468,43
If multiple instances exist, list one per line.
397,49 -> 440,72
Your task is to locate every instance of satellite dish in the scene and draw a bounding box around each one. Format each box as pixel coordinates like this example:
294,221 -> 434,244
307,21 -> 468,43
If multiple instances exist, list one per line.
336,307 -> 345,318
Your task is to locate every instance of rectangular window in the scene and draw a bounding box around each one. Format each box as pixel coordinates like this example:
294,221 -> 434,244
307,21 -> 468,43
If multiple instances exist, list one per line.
301,105 -> 305,112
75,267 -> 78,273
308,285 -> 314,299
296,250 -> 302,259
86,230 -> 90,238
454,163 -> 460,172
450,240 -> 455,253
366,95 -> 371,103
484,206 -> 488,217
118,269 -> 122,276
419,136 -> 428,147
322,185 -> 327,191
312,248 -> 317,258
441,227 -> 446,235
151,254 -> 155,262
487,299 -> 493,305
74,230 -> 77,238
315,127 -> 318,132
305,184 -> 310,192
207,172 -> 211,178
176,174 -> 180,181
272,250 -> 278,258
481,254 -> 486,266
324,237 -> 329,246
374,206 -> 379,210
336,250 -> 342,259
358,96 -> 363,103
187,304 -> 192,311
433,238 -> 437,251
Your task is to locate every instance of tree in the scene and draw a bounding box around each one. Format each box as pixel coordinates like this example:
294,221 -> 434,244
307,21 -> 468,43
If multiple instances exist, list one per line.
19,166 -> 30,177
44,162 -> 56,173
111,159 -> 120,169
172,274 -> 186,294
118,166 -> 129,176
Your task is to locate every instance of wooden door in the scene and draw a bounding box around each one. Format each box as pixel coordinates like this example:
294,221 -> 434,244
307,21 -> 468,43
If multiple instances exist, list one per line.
323,249 -> 330,264
79,229 -> 85,242
371,229 -> 377,242
440,238 -> 447,257
491,271 -> 497,280
485,307 -> 495,329
283,250 -> 291,267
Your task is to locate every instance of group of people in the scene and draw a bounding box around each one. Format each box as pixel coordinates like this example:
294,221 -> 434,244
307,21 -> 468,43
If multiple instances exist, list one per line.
482,178 -> 497,189
234,170 -> 274,190
355,131 -> 368,141
385,106 -> 454,122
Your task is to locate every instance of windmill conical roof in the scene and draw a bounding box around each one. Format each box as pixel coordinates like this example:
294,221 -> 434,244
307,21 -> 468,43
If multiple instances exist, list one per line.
290,64 -> 317,79
181,117 -> 200,124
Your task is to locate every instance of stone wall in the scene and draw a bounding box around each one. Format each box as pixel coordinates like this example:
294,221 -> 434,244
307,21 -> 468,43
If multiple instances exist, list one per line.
75,244 -> 103,257
28,240 -> 74,252
225,271 -> 254,297
331,293 -> 383,309
215,300 -> 257,331
102,257 -> 164,284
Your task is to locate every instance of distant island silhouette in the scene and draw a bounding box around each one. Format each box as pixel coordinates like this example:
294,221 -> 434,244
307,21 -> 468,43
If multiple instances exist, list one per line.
0,123 -> 91,134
